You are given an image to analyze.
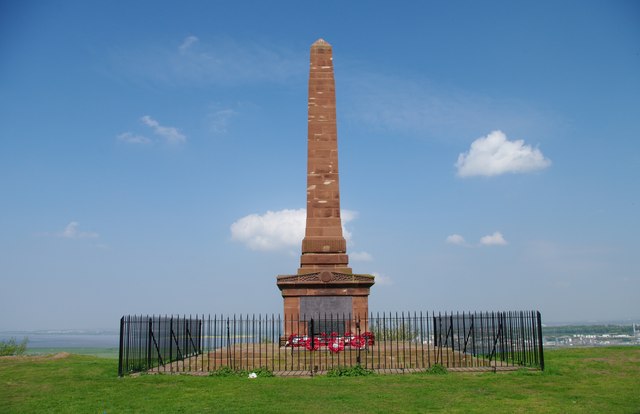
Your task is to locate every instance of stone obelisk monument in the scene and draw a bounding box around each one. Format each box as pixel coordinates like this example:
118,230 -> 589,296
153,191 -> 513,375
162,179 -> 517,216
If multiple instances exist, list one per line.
277,39 -> 374,335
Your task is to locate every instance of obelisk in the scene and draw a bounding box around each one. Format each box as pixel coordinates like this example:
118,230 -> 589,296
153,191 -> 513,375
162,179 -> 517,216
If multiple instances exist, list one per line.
299,38 -> 351,275
277,39 -> 374,335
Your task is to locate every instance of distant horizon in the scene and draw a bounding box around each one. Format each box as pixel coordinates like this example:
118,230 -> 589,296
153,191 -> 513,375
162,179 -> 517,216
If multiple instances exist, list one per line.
2,316 -> 640,335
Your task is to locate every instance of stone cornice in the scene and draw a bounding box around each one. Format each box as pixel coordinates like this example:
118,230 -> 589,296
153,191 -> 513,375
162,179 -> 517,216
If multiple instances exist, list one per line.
277,271 -> 375,287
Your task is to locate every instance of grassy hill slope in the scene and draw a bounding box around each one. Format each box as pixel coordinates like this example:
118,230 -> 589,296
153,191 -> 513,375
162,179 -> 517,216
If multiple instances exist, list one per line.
1,347 -> 638,413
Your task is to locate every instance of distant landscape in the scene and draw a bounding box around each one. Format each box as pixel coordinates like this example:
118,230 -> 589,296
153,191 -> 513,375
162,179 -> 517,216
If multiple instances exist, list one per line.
2,323 -> 639,357
542,324 -> 640,348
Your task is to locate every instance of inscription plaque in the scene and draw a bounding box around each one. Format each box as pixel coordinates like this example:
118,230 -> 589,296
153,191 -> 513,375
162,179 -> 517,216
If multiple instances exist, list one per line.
300,296 -> 352,317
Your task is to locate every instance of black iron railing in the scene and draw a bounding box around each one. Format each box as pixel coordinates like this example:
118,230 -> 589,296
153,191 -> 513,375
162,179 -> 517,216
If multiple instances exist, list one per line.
118,315 -> 202,375
118,311 -> 544,376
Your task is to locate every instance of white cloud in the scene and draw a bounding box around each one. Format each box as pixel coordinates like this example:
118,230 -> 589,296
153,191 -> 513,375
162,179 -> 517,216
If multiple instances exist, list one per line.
58,222 -> 99,239
179,35 -> 199,52
480,231 -> 508,246
446,234 -> 466,245
207,108 -> 237,134
372,272 -> 393,286
117,132 -> 152,145
455,130 -> 551,177
230,208 -> 357,251
446,232 -> 507,247
231,209 -> 304,251
350,251 -> 373,261
141,115 -> 186,144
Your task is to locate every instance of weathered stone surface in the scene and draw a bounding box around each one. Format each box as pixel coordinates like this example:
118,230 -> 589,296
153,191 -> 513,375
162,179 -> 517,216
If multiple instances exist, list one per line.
276,40 -> 375,336
299,38 -> 350,274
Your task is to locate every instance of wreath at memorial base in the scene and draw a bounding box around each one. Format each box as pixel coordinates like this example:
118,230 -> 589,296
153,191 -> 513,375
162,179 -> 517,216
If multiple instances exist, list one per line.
328,339 -> 345,353
305,337 -> 320,351
286,332 -> 375,352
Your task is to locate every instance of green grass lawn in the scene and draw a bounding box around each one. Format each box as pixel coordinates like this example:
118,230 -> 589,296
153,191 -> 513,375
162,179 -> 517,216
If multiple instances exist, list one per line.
1,347 -> 639,413
26,347 -> 119,359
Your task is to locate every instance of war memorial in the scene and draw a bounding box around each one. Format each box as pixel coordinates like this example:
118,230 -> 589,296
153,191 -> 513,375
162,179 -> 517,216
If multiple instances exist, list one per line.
276,39 -> 375,337
118,40 -> 544,377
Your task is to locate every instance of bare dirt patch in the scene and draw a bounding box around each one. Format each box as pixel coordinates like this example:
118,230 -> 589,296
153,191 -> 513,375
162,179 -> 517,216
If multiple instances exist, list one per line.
0,352 -> 71,361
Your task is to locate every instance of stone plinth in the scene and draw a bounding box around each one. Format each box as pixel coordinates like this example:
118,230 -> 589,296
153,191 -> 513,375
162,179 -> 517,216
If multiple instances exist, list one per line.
277,271 -> 375,337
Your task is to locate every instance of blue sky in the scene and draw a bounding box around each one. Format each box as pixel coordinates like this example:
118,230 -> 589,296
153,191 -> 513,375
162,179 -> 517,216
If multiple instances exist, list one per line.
1,1 -> 638,330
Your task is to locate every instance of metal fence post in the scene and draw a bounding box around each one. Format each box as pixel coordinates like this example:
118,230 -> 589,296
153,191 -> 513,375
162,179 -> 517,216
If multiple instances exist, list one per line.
118,316 -> 124,376
537,311 -> 545,370
147,317 -> 153,370
310,318 -> 315,376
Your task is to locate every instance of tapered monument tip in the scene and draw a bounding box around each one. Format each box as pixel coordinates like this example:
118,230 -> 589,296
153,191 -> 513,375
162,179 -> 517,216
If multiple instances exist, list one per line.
312,38 -> 331,47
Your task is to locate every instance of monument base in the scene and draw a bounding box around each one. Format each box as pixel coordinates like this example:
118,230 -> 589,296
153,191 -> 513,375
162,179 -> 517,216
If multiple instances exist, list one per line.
276,271 -> 374,337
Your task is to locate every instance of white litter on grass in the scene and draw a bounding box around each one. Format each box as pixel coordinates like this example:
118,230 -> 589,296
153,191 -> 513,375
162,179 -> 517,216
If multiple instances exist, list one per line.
248,372 -> 257,379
